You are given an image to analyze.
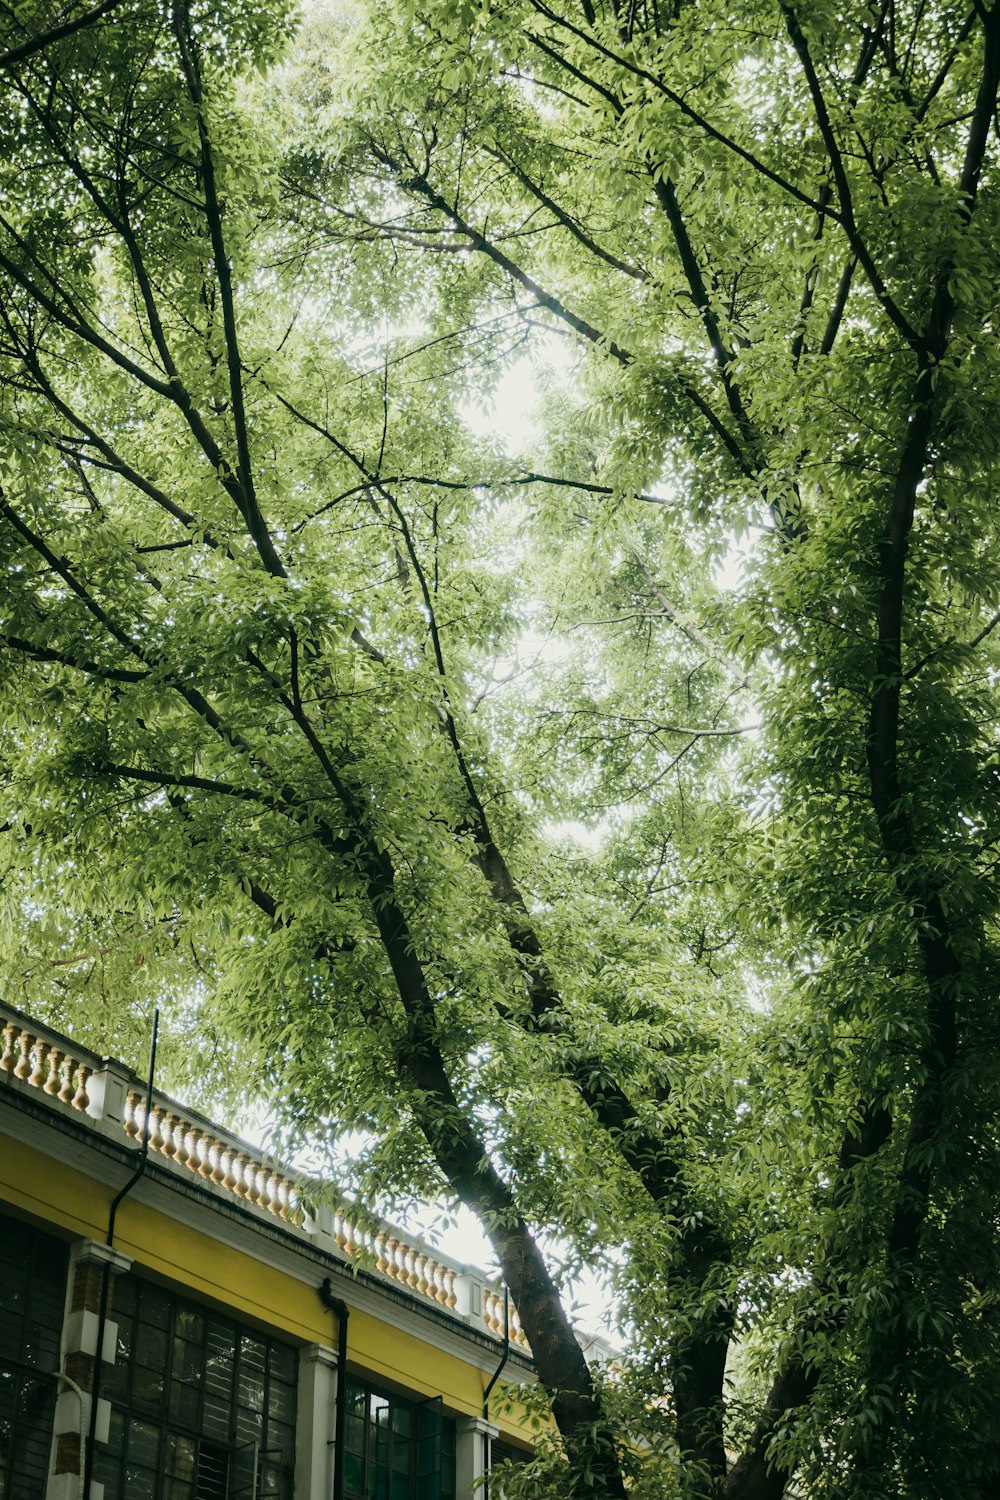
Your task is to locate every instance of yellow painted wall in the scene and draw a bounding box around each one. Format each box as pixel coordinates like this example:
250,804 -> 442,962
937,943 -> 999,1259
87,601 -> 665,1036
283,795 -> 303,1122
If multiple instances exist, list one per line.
0,1128 -> 534,1440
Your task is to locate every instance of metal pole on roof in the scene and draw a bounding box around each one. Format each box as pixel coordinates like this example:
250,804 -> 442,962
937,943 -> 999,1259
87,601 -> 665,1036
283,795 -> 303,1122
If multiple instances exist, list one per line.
81,1007 -> 159,1498
481,1284 -> 510,1500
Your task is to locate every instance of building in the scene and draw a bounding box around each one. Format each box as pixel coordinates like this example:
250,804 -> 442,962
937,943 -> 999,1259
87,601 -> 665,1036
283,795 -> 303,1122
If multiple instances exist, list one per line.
0,1000 -> 548,1499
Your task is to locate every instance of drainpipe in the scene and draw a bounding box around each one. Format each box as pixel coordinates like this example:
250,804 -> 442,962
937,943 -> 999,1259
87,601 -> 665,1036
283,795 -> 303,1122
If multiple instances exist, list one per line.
319,1278 -> 349,1500
81,1008 -> 159,1499
55,1371 -> 87,1500
481,1286 -> 509,1500
9,1362 -> 86,1500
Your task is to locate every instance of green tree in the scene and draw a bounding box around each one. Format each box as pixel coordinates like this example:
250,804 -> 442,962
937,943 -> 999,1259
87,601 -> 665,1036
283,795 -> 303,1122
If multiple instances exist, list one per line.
2,2 -> 1000,1497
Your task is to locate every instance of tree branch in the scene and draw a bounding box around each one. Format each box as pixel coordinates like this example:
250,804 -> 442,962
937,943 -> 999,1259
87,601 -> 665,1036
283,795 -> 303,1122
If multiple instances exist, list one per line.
0,630 -> 148,682
779,4 -> 922,349
0,0 -> 129,69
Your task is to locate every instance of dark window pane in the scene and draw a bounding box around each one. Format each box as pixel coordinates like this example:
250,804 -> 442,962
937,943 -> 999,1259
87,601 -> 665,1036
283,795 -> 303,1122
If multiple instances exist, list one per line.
201,1392 -> 231,1441
175,1310 -> 204,1345
173,1336 -> 203,1384
265,1416 -> 293,1452
169,1380 -> 200,1428
95,1450 -> 122,1500
166,1432 -> 197,1480
106,1408 -> 125,1453
344,1451 -> 364,1492
113,1320 -> 133,1364
123,1462 -> 157,1499
260,1459 -> 283,1494
267,1381 -> 294,1423
237,1372 -> 264,1421
132,1365 -> 165,1411
138,1286 -> 171,1330
112,1278 -> 137,1319
230,1440 -> 257,1495
240,1335 -> 265,1373
127,1417 -> 161,1467
136,1324 -> 168,1370
268,1345 -> 296,1386
204,1326 -> 235,1400
94,1265 -> 296,1500
194,1439 -> 230,1500
102,1361 -> 128,1403
0,1216 -> 67,1500
234,1402 -> 262,1445
417,1436 -> 438,1477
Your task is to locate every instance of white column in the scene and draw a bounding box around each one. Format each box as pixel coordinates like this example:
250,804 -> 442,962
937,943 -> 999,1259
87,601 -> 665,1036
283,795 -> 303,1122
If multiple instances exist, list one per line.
295,1343 -> 339,1500
46,1239 -> 132,1500
85,1060 -> 134,1140
455,1415 -> 498,1500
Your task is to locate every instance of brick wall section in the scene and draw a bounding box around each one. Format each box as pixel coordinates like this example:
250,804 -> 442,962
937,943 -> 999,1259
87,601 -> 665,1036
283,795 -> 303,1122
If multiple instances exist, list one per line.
70,1259 -> 106,1315
55,1431 -> 81,1475
64,1350 -> 94,1394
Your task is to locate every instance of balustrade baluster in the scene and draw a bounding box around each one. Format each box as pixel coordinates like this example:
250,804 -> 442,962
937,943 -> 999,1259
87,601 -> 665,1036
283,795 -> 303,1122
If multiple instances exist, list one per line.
0,1021 -> 16,1073
231,1154 -> 250,1198
59,1056 -> 77,1106
205,1139 -> 222,1184
71,1063 -> 91,1113
218,1145 -> 236,1192
414,1253 -> 428,1297
27,1039 -> 47,1089
247,1163 -> 263,1206
42,1047 -> 61,1095
13,1030 -> 31,1081
185,1127 -> 204,1175
160,1111 -> 180,1158
198,1135 -> 216,1180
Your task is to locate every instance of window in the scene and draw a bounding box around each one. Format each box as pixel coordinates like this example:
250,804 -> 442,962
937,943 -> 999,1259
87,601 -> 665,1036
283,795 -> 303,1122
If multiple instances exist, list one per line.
490,1438 -> 532,1494
0,1211 -> 67,1500
96,1274 -> 297,1500
343,1378 -> 455,1500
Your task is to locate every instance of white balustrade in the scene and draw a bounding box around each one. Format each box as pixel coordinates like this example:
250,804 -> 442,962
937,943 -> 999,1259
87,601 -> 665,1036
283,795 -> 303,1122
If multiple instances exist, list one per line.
1,1019 -> 92,1114
2,1006 -> 515,1346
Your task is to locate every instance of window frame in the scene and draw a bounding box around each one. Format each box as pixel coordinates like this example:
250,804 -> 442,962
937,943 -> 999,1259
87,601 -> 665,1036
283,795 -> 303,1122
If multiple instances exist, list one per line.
96,1272 -> 297,1500
0,1210 -> 68,1500
343,1375 -> 456,1500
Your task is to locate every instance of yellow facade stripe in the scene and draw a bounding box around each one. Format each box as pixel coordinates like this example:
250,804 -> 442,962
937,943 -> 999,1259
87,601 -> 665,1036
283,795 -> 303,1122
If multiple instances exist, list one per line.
0,1131 -> 534,1439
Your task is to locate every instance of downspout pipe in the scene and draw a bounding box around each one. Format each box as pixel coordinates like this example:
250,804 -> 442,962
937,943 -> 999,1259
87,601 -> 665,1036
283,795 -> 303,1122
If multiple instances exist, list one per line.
319,1278 -> 349,1500
81,1007 -> 159,1499
481,1286 -> 510,1500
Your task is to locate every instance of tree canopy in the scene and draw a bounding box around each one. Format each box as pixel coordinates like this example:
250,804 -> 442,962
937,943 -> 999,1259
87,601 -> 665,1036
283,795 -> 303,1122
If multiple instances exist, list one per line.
2,1 -> 1000,1496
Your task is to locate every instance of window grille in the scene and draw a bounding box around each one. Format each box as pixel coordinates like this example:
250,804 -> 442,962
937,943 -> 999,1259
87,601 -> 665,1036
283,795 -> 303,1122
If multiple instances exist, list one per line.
95,1273 -> 296,1500
0,1210 -> 67,1500
343,1376 -> 455,1500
